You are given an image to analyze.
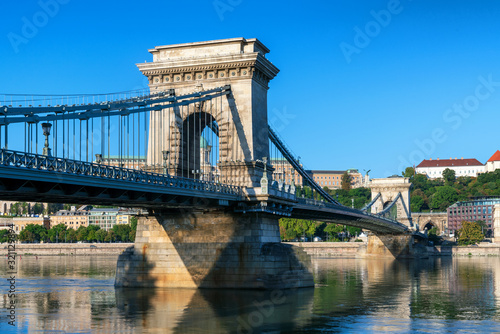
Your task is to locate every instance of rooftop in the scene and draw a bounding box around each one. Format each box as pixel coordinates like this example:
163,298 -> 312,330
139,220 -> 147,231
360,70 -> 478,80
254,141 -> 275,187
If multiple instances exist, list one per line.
487,150 -> 500,162
417,158 -> 483,168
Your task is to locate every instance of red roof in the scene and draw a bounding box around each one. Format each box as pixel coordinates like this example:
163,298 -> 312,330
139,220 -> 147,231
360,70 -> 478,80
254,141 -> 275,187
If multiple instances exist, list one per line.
416,158 -> 483,168
487,150 -> 500,162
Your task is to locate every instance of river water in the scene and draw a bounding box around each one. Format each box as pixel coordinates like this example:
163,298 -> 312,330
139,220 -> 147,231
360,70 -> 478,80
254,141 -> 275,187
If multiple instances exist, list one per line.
1,255 -> 500,333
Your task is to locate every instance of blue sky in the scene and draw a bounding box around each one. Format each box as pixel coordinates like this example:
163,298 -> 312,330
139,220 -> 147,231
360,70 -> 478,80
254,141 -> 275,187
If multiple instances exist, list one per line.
1,0 -> 500,178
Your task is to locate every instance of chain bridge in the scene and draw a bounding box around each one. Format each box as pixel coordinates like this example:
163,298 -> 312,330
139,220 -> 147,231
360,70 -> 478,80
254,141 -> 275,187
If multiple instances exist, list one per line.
0,38 -> 415,289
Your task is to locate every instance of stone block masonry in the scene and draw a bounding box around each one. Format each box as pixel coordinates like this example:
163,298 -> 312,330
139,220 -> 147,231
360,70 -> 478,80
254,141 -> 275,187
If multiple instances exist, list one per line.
115,211 -> 314,289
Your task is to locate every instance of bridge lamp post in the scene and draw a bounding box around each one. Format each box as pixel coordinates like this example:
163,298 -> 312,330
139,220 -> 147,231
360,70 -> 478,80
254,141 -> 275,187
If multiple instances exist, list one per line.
191,169 -> 200,180
41,123 -> 52,156
162,150 -> 169,175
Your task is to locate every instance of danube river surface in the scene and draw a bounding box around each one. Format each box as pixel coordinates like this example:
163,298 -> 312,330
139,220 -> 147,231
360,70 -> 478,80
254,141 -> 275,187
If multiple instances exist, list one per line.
2,255 -> 500,333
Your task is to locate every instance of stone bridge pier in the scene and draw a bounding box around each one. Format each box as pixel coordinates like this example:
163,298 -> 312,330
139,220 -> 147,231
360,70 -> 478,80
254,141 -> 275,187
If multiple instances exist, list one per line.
366,177 -> 426,258
115,211 -> 314,289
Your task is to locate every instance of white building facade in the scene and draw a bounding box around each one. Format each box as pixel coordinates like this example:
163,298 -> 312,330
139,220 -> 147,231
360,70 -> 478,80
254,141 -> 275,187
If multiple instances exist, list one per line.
486,150 -> 500,172
416,158 -> 484,179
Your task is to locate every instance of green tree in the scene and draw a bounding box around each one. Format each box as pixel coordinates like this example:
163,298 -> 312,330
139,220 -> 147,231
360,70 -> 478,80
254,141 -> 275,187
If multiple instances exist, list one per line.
303,186 -> 313,199
442,168 -> 456,185
21,202 -> 29,215
112,224 -> 132,242
428,227 -> 440,244
324,224 -> 344,241
457,221 -> 484,245
10,203 -> 20,216
0,229 -> 9,243
34,224 -> 48,242
66,229 -> 77,243
19,224 -> 48,243
279,218 -> 317,241
87,230 -> 97,242
32,203 -> 44,215
19,229 -> 35,243
129,216 -> 138,242
130,216 -> 138,231
48,224 -> 67,243
403,167 -> 415,180
430,186 -> 458,211
279,218 -> 297,241
349,187 -> 371,208
345,225 -> 362,238
95,229 -> 107,243
105,230 -> 117,243
86,224 -> 100,242
76,226 -> 88,242
411,195 -> 425,212
341,172 -> 352,191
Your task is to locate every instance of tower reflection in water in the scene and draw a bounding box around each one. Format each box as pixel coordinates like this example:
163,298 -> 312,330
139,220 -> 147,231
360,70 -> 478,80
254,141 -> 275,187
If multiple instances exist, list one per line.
115,287 -> 315,333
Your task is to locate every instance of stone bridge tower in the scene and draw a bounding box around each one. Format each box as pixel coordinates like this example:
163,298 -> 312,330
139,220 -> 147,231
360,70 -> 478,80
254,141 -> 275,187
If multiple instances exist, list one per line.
137,38 -> 279,188
115,38 -> 313,290
370,177 -> 414,230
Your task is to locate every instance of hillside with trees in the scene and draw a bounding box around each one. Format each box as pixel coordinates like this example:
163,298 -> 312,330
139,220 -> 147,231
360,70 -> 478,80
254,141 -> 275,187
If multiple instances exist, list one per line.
403,167 -> 500,212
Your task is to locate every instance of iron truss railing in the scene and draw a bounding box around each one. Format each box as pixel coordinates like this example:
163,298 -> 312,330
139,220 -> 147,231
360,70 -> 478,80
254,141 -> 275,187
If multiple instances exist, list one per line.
296,197 -> 406,225
268,125 -> 341,205
0,149 -> 241,196
361,192 -> 381,211
0,85 -> 231,125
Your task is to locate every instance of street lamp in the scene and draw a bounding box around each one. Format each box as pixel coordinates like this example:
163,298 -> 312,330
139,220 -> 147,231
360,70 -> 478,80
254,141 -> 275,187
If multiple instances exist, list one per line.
191,169 -> 200,179
41,123 -> 52,156
162,150 -> 169,175
95,154 -> 103,164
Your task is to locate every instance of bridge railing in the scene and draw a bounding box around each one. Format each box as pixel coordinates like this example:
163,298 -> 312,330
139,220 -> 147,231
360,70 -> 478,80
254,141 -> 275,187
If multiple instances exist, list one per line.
0,149 -> 242,196
296,197 -> 408,227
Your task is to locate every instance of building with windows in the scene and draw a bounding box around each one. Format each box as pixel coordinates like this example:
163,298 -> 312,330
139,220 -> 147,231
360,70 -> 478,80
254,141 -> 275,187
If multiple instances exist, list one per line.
416,157 -> 484,179
268,159 -> 366,190
307,169 -> 365,190
11,217 -> 50,234
50,209 -> 90,230
270,158 -> 304,186
0,218 -> 12,230
88,208 -> 138,231
447,197 -> 500,235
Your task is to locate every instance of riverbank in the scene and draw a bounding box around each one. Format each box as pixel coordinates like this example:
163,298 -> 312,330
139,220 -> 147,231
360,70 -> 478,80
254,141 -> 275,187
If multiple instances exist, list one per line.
0,243 -> 133,255
286,241 -> 500,257
3,242 -> 500,257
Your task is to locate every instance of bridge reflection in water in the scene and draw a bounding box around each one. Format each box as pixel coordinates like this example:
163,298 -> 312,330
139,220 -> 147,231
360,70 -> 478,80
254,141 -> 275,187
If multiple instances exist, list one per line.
3,256 -> 500,333
115,287 -> 314,333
